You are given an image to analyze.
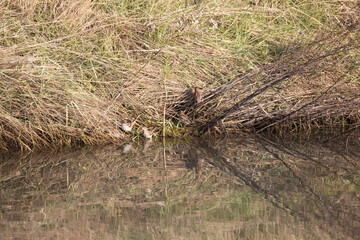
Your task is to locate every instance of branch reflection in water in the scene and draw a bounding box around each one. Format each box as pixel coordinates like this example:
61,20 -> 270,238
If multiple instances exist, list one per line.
0,134 -> 359,240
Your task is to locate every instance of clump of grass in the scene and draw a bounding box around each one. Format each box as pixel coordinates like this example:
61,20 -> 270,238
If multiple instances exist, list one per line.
0,0 -> 359,151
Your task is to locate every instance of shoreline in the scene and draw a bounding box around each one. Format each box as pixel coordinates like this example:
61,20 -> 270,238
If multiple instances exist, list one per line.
1,0 -> 359,151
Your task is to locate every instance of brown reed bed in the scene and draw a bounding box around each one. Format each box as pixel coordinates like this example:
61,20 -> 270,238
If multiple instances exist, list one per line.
174,28 -> 360,135
0,0 -> 359,151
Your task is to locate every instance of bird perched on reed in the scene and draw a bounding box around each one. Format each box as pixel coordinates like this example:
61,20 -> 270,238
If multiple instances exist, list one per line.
119,117 -> 138,132
194,87 -> 202,108
119,121 -> 133,132
122,143 -> 133,154
142,127 -> 155,139
195,158 -> 205,174
179,111 -> 192,125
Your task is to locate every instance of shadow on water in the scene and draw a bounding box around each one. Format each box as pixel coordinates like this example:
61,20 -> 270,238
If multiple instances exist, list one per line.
0,134 -> 359,239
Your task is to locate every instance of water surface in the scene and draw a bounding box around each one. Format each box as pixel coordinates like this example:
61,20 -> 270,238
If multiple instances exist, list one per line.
1,134 -> 359,239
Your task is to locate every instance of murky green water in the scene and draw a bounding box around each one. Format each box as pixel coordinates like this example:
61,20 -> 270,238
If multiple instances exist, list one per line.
1,135 -> 359,239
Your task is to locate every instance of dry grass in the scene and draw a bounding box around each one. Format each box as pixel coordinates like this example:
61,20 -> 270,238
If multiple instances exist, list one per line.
0,0 -> 359,151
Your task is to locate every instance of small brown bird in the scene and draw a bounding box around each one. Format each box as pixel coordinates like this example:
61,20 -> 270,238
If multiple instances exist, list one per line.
119,117 -> 138,132
195,158 -> 205,174
142,127 -> 155,139
194,87 -> 202,108
119,121 -> 133,132
179,111 -> 192,125
122,143 -> 133,154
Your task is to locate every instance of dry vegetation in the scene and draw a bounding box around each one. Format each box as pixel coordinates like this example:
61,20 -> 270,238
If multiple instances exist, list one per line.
0,0 -> 359,151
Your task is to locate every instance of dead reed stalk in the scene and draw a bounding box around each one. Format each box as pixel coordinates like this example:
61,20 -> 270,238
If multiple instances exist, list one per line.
169,27 -> 360,135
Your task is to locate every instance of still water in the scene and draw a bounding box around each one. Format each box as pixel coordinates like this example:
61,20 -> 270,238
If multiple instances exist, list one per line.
1,134 -> 359,240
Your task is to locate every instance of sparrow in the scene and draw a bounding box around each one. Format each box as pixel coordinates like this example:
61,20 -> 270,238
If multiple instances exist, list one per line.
122,144 -> 133,154
120,121 -> 132,132
142,127 -> 155,139
195,158 -> 205,174
194,87 -> 202,108
119,118 -> 138,132
179,111 -> 192,125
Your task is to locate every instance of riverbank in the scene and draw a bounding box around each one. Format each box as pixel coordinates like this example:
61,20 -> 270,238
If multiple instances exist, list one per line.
1,0 -> 359,151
